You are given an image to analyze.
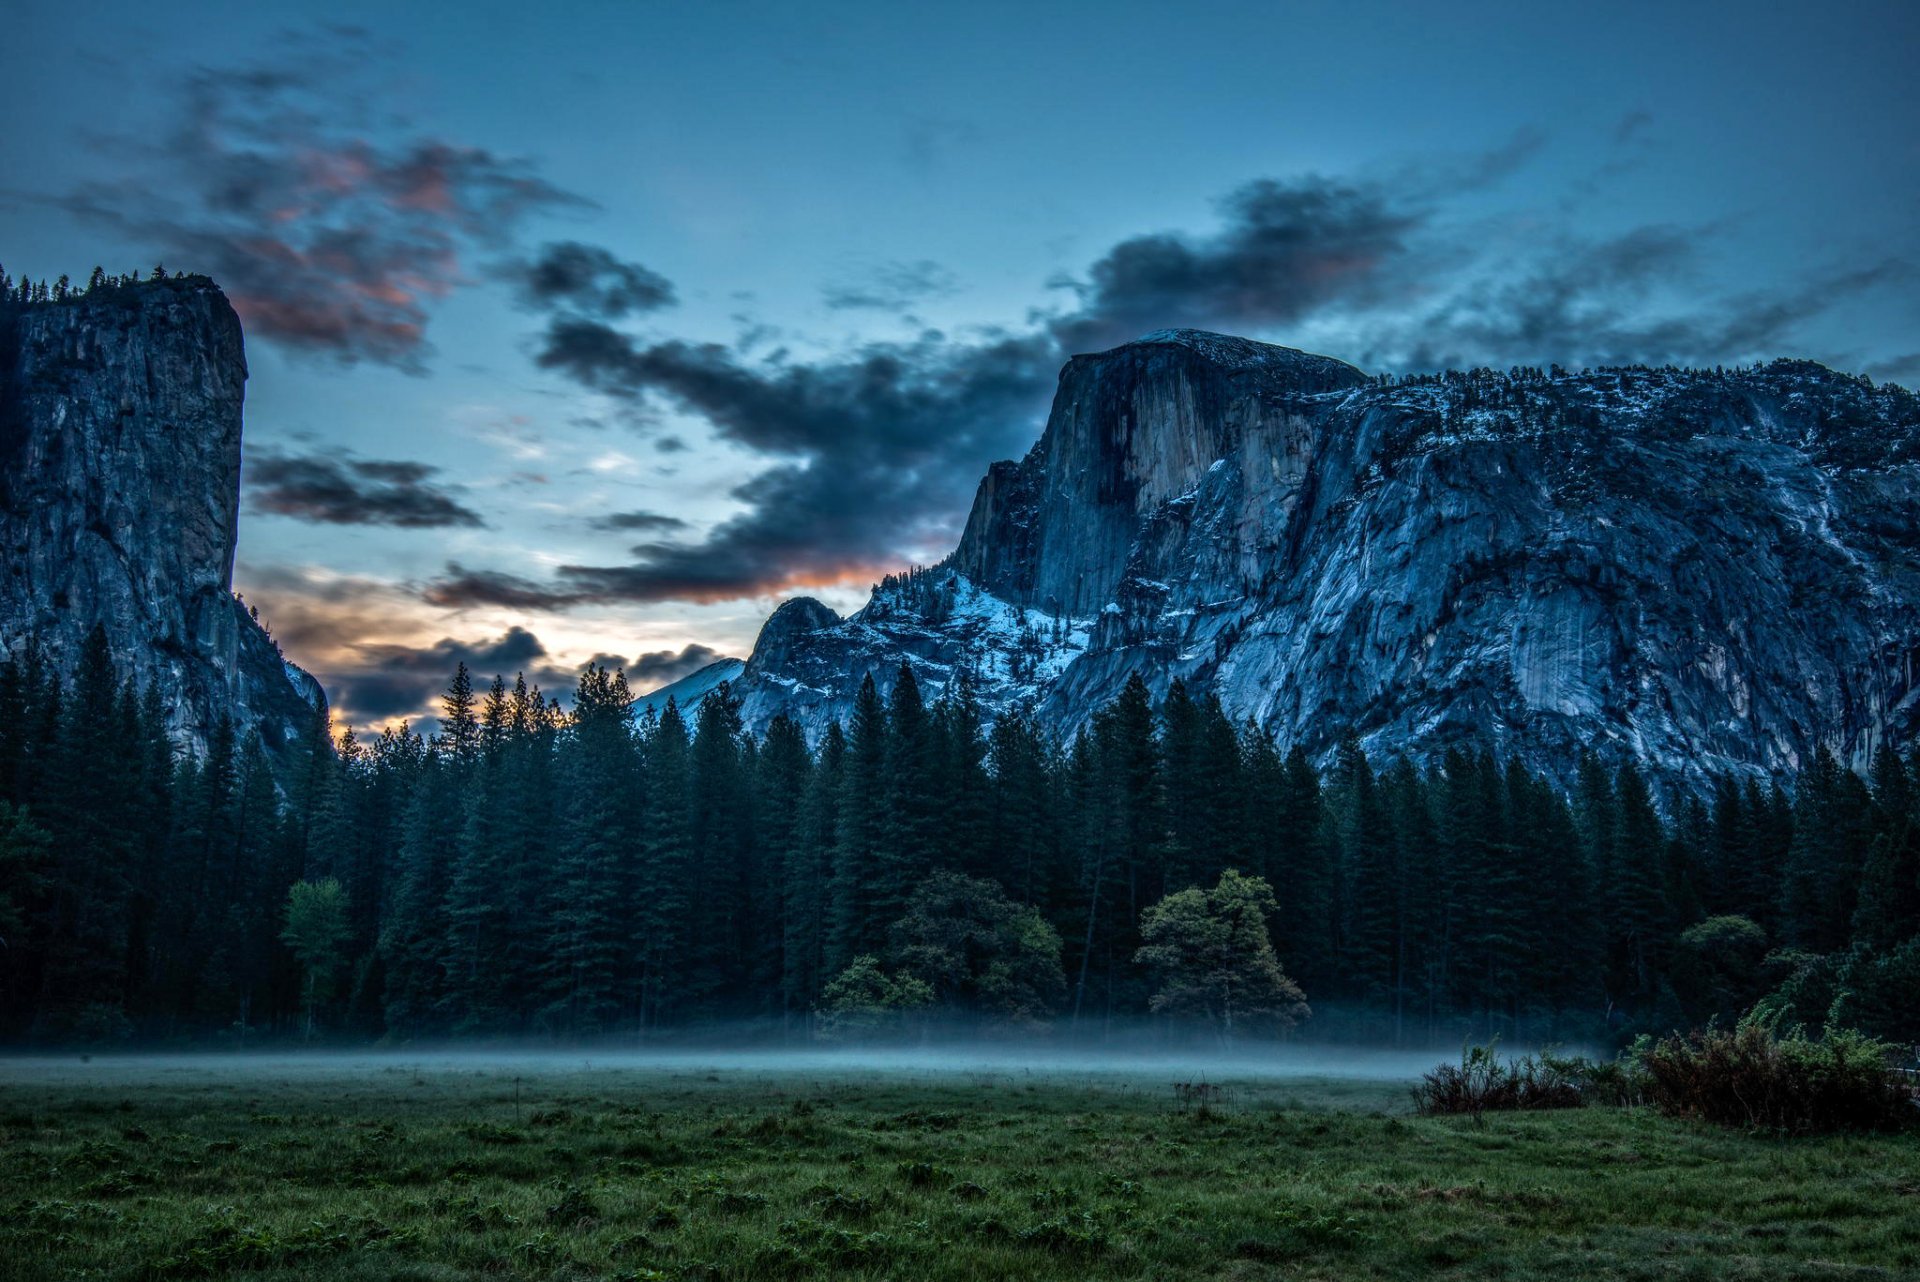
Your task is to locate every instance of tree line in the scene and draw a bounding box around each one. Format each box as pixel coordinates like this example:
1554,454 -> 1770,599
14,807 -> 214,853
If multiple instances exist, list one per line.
0,630 -> 1915,1046
0,263 -> 192,308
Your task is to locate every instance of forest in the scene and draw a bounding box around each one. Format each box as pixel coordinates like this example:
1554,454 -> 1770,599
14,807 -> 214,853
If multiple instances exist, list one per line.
1,626 -> 1916,1048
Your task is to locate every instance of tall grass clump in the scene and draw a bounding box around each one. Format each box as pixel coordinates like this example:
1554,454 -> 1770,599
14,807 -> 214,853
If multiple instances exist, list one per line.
1636,1022 -> 1917,1133
1411,1044 -> 1593,1116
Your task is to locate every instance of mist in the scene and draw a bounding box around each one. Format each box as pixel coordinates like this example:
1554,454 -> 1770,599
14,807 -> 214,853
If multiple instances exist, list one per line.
0,1031 -> 1599,1090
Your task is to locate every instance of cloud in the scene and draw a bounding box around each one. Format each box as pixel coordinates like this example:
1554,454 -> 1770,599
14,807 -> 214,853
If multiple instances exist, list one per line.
587,509 -> 690,533
236,565 -> 573,725
822,259 -> 957,312
244,559 -> 730,725
1370,233 -> 1910,372
1613,110 -> 1654,144
1864,352 -> 1920,388
344,626 -> 563,720
425,326 -> 1057,606
1047,176 -> 1424,354
516,241 -> 676,317
246,448 -> 485,528
629,643 -> 727,689
36,32 -> 586,369
424,564 -> 579,611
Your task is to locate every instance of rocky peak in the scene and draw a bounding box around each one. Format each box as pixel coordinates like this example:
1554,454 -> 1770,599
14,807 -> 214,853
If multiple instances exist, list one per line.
731,336 -> 1920,791
0,276 -> 325,773
949,330 -> 1367,616
741,596 -> 844,678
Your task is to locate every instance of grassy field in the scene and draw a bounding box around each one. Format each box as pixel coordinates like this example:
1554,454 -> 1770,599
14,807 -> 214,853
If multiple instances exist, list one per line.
0,1051 -> 1915,1281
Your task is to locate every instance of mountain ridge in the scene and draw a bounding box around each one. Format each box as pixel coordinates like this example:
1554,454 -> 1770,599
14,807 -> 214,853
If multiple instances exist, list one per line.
721,330 -> 1920,789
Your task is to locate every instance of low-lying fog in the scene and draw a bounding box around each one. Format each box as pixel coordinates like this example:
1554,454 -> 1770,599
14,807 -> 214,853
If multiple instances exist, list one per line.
0,1040 -> 1593,1085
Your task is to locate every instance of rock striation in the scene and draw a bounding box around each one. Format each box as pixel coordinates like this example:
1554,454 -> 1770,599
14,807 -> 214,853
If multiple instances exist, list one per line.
0,277 -> 325,771
726,328 -> 1920,789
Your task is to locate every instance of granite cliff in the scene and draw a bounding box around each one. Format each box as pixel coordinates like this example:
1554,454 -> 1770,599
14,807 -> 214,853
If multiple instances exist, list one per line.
713,329 -> 1920,788
0,276 -> 325,771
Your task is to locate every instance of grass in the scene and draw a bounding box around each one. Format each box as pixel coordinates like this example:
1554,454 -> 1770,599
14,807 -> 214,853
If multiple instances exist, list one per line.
0,1053 -> 1915,1280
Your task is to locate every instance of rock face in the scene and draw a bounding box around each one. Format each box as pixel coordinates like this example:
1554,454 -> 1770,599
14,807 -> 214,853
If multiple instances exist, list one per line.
0,278 -> 325,770
730,328 -> 1920,788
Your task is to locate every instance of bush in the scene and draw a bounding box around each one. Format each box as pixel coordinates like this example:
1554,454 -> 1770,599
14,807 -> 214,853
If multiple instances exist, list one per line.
1751,941 -> 1920,1044
1411,1045 -> 1593,1116
1637,1023 -> 1916,1133
816,955 -> 932,1040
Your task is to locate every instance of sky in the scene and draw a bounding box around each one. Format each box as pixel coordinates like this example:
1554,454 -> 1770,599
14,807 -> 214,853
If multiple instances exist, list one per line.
4,0 -> 1917,732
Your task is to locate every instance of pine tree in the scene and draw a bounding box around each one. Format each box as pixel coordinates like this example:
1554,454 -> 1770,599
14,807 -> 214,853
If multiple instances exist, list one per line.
1609,761 -> 1671,1006
633,695 -> 691,1026
1331,734 -> 1398,1010
545,665 -> 643,1033
987,712 -> 1056,906
1853,748 -> 1920,950
878,665 -> 940,926
789,722 -> 845,1021
757,715 -> 813,1021
1072,673 -> 1159,1025
827,675 -> 889,973
1781,747 -> 1872,951
689,682 -> 751,1012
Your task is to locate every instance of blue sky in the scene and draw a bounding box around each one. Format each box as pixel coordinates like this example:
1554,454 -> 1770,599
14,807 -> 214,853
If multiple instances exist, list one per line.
4,0 -> 1916,729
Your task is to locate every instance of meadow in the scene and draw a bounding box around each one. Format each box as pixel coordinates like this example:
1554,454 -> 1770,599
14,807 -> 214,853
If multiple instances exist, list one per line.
1,1049 -> 1915,1281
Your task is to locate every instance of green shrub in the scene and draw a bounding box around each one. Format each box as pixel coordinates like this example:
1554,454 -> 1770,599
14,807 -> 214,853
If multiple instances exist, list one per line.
1636,1022 -> 1915,1133
1411,1045 -> 1593,1116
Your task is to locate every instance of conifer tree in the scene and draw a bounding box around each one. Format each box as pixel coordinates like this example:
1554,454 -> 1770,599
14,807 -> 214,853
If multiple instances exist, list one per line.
689,683 -> 751,1011
827,675 -> 889,973
633,695 -> 692,1025
545,665 -> 643,1032
788,722 -> 845,1019
757,715 -> 813,1019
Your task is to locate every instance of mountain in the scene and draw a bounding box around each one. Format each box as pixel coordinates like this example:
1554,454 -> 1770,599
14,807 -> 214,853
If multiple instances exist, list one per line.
727,328 -> 1920,788
633,657 -> 746,720
0,275 -> 325,772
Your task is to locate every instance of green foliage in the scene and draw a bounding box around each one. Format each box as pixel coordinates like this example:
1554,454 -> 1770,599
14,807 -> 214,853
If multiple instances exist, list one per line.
0,800 -> 51,947
1669,915 -> 1770,1025
888,871 -> 1066,1024
282,879 -> 350,987
1136,870 -> 1309,1036
1636,1022 -> 1916,1133
816,954 -> 933,1038
1410,1044 -> 1594,1115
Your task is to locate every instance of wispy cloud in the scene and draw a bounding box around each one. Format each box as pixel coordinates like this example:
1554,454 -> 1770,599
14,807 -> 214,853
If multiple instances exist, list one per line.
35,30 -> 586,369
246,447 -> 486,528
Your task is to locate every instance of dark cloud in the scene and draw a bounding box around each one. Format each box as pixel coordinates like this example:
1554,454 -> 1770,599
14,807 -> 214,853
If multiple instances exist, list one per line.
1047,176 -> 1423,354
1864,352 -> 1920,388
1374,233 -> 1910,372
424,326 -> 1057,606
822,259 -> 957,312
341,626 -> 558,720
235,565 -> 611,728
516,241 -> 676,317
587,510 -> 689,533
629,643 -> 727,689
247,448 -> 485,528
37,33 -> 586,369
424,565 -> 578,611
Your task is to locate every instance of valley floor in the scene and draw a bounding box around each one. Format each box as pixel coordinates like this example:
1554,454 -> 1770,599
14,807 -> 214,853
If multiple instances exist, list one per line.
0,1054 -> 1915,1280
